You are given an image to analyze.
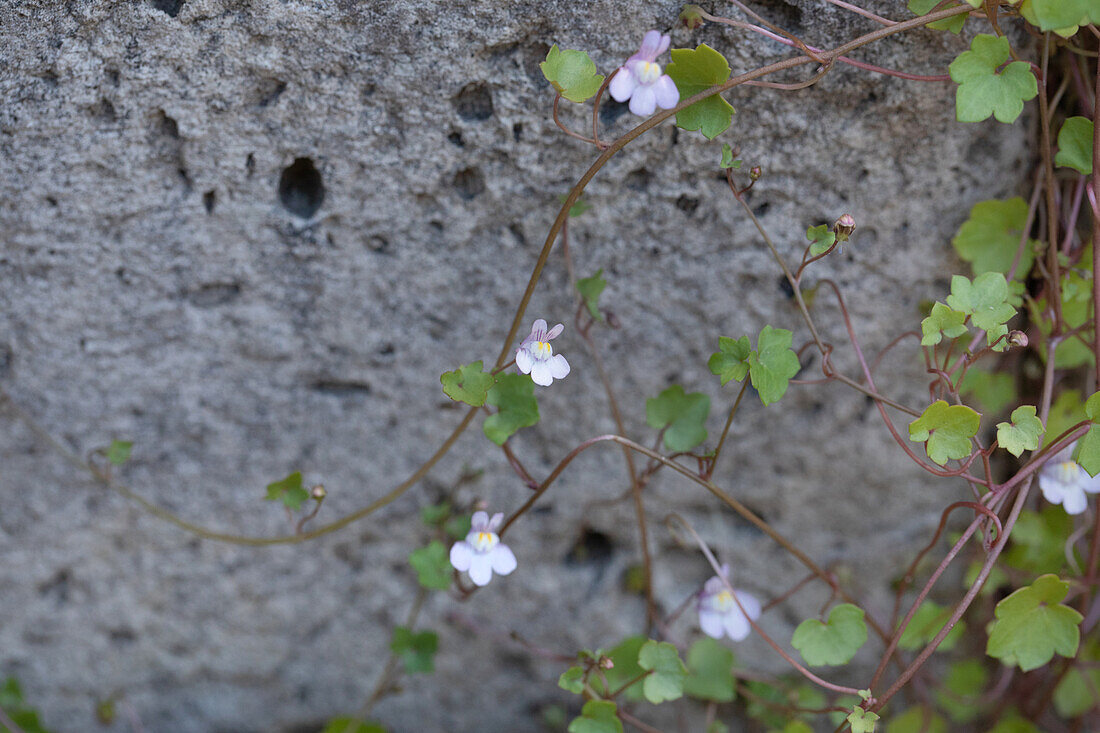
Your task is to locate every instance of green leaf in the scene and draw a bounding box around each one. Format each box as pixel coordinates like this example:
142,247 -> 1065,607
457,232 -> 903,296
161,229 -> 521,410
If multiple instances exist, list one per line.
1078,425 -> 1100,477
805,224 -> 836,256
593,636 -> 646,701
1003,506 -> 1073,574
637,640 -> 687,704
708,335 -> 752,386
720,143 -> 741,169
390,626 -> 439,674
1027,0 -> 1098,32
646,385 -> 710,452
666,44 -> 735,139
908,401 -> 981,465
559,194 -> 592,218
540,46 -> 604,103
568,700 -> 623,733
997,405 -> 1044,457
770,723 -> 812,733
408,541 -> 452,591
577,269 -> 607,322
683,638 -> 735,702
908,0 -> 966,33
885,706 -> 947,733
987,574 -> 1082,671
420,502 -> 450,526
708,723 -> 732,733
321,719 -> 387,733
444,513 -> 471,540
959,369 -> 1015,413
1054,660 -> 1100,718
265,471 -> 309,511
106,439 -> 133,466
440,361 -> 495,407
748,325 -> 801,405
1044,390 -> 1087,447
791,604 -> 868,666
1055,116 -> 1094,175
952,198 -> 1036,277
945,272 -> 1017,349
483,373 -> 539,445
949,35 -> 1038,124
936,658 -> 988,722
558,665 -> 586,694
0,678 -> 50,733
847,707 -> 879,733
920,302 -> 968,346
896,601 -> 965,652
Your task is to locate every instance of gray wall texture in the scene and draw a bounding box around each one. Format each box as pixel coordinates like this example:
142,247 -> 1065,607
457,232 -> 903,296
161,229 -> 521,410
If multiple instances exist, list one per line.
0,0 -> 1027,731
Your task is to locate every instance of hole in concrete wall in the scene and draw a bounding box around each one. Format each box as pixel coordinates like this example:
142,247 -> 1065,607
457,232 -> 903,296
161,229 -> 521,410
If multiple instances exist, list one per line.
453,82 -> 494,121
447,131 -> 464,147
154,109 -> 179,139
256,78 -> 287,107
752,201 -> 770,218
565,528 -> 614,566
512,122 -> 523,142
278,157 -> 325,218
150,0 -> 185,17
600,98 -> 629,126
187,282 -> 241,307
452,167 -> 486,200
367,235 -> 389,253
0,342 -> 12,377
105,68 -> 120,87
246,153 -> 255,177
676,195 -> 699,215
311,379 -> 372,397
202,190 -> 216,213
89,98 -> 116,122
755,0 -> 803,34
624,168 -> 652,192
777,274 -> 795,300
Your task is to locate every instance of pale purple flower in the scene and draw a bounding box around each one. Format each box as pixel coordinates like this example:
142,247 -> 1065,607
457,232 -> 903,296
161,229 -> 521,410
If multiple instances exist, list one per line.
516,318 -> 570,387
450,511 -> 517,586
1039,442 -> 1100,515
609,30 -> 680,117
697,565 -> 762,641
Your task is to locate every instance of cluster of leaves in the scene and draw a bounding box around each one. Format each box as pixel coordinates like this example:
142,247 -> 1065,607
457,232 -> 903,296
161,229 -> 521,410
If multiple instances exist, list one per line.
441,363 -> 540,446
708,326 -> 801,406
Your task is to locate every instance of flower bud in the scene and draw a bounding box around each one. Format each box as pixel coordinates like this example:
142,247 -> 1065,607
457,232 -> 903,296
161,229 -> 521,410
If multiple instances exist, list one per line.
599,656 -> 615,670
749,166 -> 762,181
680,5 -> 706,29
833,213 -> 855,243
311,484 -> 327,501
1007,330 -> 1028,348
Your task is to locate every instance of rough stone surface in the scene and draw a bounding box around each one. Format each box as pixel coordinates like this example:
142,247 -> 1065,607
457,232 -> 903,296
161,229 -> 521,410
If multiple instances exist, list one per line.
0,1 -> 1027,731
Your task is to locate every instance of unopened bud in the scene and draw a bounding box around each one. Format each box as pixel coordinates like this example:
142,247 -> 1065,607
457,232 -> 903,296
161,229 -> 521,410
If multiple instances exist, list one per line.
599,656 -> 615,670
749,166 -> 762,181
311,484 -> 327,501
680,4 -> 706,29
833,213 -> 855,242
1008,330 -> 1028,348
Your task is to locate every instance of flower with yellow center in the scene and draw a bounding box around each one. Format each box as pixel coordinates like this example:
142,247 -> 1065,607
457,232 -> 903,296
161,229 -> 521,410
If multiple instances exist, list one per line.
450,510 -> 517,586
1038,442 -> 1100,515
697,564 -> 762,641
516,318 -> 570,387
608,31 -> 680,117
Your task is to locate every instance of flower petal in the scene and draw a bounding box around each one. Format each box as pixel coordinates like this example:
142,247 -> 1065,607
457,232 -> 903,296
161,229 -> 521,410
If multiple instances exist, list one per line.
490,544 -> 517,575
449,541 -> 474,571
487,512 -> 504,531
629,85 -> 657,116
471,510 -> 489,531
515,347 -> 533,374
1039,474 -> 1068,505
532,319 -> 548,338
637,30 -> 664,61
1063,487 -> 1088,515
653,75 -> 679,109
545,323 -> 564,340
698,607 -> 726,639
530,360 -> 553,386
736,590 -> 762,621
549,354 -> 570,380
468,553 -> 494,586
724,609 -> 751,641
609,67 -> 637,103
1081,470 -> 1100,494
703,575 -> 726,596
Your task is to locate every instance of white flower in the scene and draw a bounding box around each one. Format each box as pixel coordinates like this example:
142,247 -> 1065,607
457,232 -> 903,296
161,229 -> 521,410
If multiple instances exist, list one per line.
1038,442 -> 1100,515
450,511 -> 517,586
697,565 -> 762,641
516,318 -> 570,387
609,30 -> 680,117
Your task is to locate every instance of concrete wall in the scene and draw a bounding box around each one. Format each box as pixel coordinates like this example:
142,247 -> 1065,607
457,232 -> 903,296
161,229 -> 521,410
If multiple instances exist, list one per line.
0,1 -> 1026,730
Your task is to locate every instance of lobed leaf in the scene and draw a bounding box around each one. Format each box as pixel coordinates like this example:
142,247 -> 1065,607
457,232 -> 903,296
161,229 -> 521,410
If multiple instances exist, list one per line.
666,44 -> 734,139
